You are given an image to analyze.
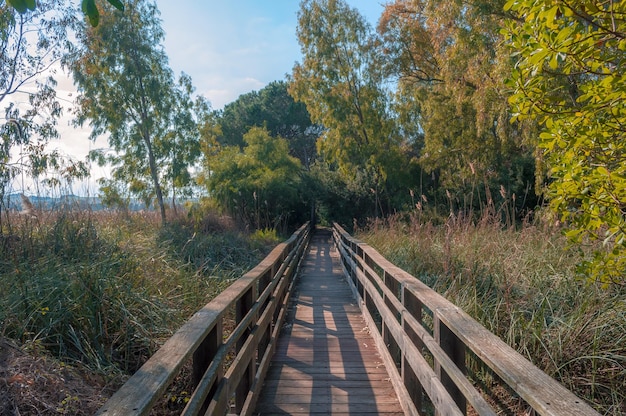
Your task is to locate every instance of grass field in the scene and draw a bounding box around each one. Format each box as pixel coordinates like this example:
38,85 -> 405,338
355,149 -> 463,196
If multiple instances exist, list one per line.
0,206 -> 279,414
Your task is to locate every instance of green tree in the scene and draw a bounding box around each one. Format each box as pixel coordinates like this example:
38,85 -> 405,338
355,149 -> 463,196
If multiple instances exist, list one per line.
7,0 -> 124,27
205,126 -> 304,231
70,0 -> 180,224
290,0 -> 407,218
160,73 -> 206,213
1,1 -> 85,206
218,81 -> 318,169
378,0 -> 536,214
505,0 -> 626,285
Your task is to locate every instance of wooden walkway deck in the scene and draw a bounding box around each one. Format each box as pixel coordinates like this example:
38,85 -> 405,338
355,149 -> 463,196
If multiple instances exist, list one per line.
254,229 -> 404,415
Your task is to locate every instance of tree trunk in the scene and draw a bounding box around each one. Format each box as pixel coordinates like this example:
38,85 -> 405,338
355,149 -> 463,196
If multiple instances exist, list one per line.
172,187 -> 178,216
145,137 -> 166,225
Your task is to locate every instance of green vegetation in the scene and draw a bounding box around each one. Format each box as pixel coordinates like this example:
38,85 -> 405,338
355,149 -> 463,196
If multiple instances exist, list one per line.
204,126 -> 307,231
291,0 -> 411,219
69,0 -> 207,225
505,0 -> 626,285
0,208 -> 276,375
1,0 -> 625,412
8,0 -> 124,27
358,213 -> 626,414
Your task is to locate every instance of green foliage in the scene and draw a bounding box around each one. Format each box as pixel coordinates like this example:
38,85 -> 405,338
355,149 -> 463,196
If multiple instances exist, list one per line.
81,0 -> 124,26
309,162 -> 373,227
70,0 -> 202,225
218,81 -> 318,169
291,0 -> 411,218
378,0 -> 537,217
1,1 -> 81,202
7,0 -> 35,14
7,0 -> 124,27
0,210 -> 272,374
204,126 -> 305,231
250,227 -> 281,246
160,73 -> 207,210
505,0 -> 626,285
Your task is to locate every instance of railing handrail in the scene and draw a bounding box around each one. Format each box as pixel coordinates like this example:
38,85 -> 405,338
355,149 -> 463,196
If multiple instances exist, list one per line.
97,222 -> 311,416
332,222 -> 600,416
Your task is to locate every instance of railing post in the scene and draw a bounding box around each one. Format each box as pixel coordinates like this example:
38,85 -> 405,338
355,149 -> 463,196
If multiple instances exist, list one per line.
383,270 -> 401,369
258,268 -> 273,363
235,285 -> 256,413
402,286 -> 423,413
192,320 -> 223,414
434,313 -> 466,415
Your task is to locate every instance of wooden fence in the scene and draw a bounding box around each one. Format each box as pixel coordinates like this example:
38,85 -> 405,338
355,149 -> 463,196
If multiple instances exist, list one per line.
96,222 -> 311,416
333,222 -> 600,416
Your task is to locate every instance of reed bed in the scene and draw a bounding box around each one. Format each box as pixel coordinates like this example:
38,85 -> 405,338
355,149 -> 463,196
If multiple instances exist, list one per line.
357,214 -> 626,415
0,206 -> 278,414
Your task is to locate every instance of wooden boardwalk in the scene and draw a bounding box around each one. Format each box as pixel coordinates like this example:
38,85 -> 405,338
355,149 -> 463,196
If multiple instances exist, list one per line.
254,229 -> 404,415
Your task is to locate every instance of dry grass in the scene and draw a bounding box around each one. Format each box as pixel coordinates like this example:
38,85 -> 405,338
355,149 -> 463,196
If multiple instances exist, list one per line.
0,337 -> 112,415
357,214 -> 626,415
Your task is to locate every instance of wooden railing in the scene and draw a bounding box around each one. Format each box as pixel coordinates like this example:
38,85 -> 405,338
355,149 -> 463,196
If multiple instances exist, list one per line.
97,222 -> 311,416
333,223 -> 600,416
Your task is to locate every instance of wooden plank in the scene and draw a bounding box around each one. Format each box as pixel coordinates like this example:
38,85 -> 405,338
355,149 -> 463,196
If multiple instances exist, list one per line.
97,223 -> 311,416
351,256 -> 459,416
255,402 -> 405,414
255,229 -> 404,415
261,379 -> 398,392
260,385 -> 399,395
345,248 -> 495,416
240,262 -> 300,416
262,393 -> 402,405
435,306 -> 601,416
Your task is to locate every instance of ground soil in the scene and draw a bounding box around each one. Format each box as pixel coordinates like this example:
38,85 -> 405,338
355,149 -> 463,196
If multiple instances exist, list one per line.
0,337 -> 115,415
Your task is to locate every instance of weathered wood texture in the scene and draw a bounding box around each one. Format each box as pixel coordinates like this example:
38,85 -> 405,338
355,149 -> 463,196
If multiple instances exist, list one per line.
96,223 -> 311,416
333,223 -> 601,416
255,229 -> 405,415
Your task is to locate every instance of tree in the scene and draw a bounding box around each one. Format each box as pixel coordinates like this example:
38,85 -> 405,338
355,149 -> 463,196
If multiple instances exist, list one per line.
205,126 -> 304,231
290,0 -> 407,218
1,1 -> 85,209
70,0 -> 180,224
7,0 -> 124,27
378,0 -> 537,215
218,81 -> 318,169
505,0 -> 626,285
160,73 -> 206,213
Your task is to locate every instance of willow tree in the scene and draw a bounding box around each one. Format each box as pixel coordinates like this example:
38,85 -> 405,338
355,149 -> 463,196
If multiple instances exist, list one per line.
70,0 -> 175,224
290,0 -> 405,217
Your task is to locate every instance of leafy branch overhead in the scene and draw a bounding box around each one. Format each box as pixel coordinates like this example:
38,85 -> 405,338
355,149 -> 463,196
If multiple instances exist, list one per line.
7,0 -> 124,26
81,0 -> 124,26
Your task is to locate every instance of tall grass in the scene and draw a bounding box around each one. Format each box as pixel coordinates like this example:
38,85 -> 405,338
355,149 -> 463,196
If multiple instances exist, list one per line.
358,214 -> 626,415
0,207 -> 276,378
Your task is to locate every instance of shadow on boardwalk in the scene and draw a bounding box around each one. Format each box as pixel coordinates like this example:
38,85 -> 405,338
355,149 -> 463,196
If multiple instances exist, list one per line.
255,229 -> 404,415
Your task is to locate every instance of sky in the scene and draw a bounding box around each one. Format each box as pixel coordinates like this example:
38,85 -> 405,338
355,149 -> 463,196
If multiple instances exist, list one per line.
13,1 -> 387,196
156,0 -> 385,109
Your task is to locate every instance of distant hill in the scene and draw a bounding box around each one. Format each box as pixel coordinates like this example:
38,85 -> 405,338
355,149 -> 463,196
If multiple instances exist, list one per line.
4,194 -> 152,212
